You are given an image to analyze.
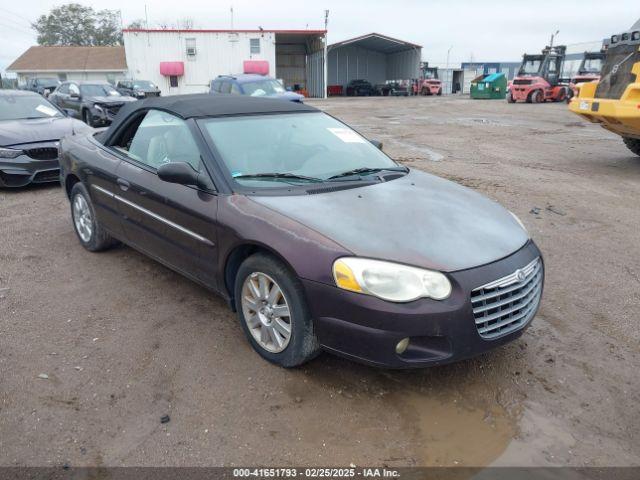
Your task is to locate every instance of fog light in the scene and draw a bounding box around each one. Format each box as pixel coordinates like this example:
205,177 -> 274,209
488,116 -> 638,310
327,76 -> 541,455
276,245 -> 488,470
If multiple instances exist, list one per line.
395,337 -> 410,355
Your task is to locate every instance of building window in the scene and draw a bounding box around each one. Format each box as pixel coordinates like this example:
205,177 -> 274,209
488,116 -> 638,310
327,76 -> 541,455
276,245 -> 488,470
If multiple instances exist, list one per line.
58,73 -> 67,82
186,38 -> 197,58
169,75 -> 179,88
250,38 -> 260,54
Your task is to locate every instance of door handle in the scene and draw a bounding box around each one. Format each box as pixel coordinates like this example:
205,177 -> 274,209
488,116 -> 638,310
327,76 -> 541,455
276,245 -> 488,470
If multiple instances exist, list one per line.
117,178 -> 130,191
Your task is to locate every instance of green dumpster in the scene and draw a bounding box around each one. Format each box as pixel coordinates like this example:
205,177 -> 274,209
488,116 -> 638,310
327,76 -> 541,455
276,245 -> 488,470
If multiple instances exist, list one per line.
470,72 -> 507,99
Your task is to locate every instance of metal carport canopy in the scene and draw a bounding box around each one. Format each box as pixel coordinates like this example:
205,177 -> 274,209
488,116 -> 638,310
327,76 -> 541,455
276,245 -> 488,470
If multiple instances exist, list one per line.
327,33 -> 422,90
329,33 -> 422,54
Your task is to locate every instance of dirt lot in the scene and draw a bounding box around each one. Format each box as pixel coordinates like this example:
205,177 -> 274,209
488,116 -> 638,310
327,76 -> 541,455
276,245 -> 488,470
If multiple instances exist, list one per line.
1,96 -> 639,468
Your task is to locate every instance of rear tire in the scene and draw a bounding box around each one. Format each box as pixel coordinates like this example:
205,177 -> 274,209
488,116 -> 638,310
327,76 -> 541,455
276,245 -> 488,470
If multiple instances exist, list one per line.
235,253 -> 320,367
70,183 -> 118,252
623,137 -> 640,157
530,90 -> 543,103
556,87 -> 567,102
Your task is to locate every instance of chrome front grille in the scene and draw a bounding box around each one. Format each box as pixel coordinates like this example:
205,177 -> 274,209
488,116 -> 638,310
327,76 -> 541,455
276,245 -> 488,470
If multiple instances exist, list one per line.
471,257 -> 543,340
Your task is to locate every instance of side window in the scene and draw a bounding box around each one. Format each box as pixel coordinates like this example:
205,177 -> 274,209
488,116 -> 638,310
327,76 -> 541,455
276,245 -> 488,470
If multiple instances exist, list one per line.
250,38 -> 260,54
69,83 -> 80,95
220,81 -> 231,94
211,81 -> 220,92
230,82 -> 242,95
115,110 -> 202,172
58,83 -> 69,94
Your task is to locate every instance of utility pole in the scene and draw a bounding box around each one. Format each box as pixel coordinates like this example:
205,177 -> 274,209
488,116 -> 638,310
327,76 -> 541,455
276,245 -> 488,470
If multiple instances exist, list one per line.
230,6 -> 234,30
324,9 -> 329,99
445,45 -> 453,94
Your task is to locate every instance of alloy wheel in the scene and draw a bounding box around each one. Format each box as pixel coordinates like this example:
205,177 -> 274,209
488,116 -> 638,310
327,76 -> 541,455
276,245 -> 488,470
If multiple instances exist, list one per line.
241,272 -> 292,353
73,194 -> 93,243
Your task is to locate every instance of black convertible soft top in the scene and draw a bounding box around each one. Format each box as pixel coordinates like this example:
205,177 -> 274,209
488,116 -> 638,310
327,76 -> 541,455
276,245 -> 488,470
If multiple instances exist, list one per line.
100,94 -> 318,144
119,93 -> 314,121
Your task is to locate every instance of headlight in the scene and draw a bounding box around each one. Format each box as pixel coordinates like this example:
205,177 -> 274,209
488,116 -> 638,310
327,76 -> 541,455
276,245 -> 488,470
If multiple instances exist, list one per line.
509,210 -> 529,236
135,91 -> 145,97
333,257 -> 452,302
0,147 -> 23,159
93,104 -> 104,112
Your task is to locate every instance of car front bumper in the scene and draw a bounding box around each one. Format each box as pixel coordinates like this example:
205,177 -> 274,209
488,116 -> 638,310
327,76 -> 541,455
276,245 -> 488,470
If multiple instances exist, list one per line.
304,241 -> 543,368
0,147 -> 60,188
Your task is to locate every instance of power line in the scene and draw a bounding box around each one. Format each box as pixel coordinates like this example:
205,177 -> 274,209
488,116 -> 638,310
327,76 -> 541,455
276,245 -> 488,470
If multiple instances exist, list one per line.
0,21 -> 36,38
0,7 -> 34,26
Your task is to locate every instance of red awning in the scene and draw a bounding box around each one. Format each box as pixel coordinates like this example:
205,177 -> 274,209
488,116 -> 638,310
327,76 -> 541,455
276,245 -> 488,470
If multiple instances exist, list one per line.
160,61 -> 184,76
243,60 -> 269,76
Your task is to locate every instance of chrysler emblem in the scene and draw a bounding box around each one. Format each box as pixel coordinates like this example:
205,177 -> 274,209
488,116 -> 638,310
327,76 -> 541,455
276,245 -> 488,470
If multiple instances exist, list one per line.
515,269 -> 526,282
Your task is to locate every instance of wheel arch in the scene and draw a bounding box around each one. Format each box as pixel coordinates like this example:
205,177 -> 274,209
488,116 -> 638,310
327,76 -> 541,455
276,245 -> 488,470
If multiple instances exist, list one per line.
223,241 -> 300,312
64,173 -> 81,199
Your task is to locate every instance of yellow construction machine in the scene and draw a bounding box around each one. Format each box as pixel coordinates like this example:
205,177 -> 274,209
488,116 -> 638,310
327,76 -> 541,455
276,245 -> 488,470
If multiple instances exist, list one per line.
569,19 -> 640,156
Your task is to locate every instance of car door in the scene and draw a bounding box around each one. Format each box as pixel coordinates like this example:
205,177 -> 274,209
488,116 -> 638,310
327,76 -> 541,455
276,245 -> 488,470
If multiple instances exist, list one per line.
108,109 -> 219,287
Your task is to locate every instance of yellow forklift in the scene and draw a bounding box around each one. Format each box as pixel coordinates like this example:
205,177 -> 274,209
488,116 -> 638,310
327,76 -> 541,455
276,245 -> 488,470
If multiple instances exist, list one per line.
569,19 -> 640,156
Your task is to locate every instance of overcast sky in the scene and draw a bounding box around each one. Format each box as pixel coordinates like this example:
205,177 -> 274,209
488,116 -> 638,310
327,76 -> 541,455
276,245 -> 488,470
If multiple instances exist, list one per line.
1,1 -> 638,73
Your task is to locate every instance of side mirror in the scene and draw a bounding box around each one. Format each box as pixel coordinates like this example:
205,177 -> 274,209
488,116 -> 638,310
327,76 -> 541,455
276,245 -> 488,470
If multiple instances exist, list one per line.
70,92 -> 80,99
157,162 -> 213,190
370,139 -> 383,150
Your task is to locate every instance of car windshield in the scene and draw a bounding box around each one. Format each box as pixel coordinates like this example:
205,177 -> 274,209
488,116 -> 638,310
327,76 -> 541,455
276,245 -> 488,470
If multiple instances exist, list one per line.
520,58 -> 542,75
0,94 -> 63,121
37,78 -> 60,88
242,80 -> 286,96
200,112 -> 400,188
80,84 -> 121,97
133,81 -> 156,89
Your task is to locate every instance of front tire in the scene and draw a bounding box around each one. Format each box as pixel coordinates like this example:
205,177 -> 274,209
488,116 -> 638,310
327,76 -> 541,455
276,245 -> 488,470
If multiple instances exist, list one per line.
70,183 -> 117,252
235,253 -> 320,367
82,109 -> 94,127
507,92 -> 516,103
623,137 -> 640,157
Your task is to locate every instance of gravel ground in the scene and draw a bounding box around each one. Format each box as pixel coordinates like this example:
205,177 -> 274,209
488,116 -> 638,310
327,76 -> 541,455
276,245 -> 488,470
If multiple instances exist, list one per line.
0,95 -> 638,468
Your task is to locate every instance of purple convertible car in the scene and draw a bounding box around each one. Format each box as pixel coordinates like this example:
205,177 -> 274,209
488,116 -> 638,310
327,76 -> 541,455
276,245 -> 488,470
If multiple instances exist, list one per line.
59,94 -> 543,368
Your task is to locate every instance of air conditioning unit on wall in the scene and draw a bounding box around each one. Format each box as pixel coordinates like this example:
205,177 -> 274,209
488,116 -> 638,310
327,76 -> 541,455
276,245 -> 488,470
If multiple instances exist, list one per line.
186,47 -> 196,56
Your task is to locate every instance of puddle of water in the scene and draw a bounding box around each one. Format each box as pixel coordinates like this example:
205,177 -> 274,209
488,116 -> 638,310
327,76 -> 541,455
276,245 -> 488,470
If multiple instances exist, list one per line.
396,390 -> 516,467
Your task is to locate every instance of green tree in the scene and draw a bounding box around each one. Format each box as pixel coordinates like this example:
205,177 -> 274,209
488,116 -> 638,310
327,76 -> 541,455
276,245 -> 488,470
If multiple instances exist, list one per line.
32,3 -> 123,46
126,19 -> 146,30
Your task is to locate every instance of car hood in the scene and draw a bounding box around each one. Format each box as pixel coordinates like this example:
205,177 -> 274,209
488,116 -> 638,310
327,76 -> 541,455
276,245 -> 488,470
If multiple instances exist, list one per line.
90,96 -> 137,104
0,116 -> 90,146
251,169 -> 529,272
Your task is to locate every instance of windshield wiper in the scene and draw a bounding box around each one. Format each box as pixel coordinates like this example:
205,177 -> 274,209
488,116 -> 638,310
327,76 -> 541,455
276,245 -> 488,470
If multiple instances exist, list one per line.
327,166 -> 408,180
232,172 -> 324,183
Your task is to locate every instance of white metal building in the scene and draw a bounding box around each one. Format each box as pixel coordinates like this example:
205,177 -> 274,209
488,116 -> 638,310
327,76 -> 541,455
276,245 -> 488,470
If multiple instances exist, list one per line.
327,33 -> 422,91
123,29 -> 327,97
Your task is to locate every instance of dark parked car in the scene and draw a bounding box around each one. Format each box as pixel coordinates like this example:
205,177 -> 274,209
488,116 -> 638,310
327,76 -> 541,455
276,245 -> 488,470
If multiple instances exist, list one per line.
24,77 -> 60,97
116,79 -> 161,98
209,74 -> 304,102
59,94 -> 543,368
0,90 -> 88,188
49,81 -> 136,127
386,81 -> 409,96
346,79 -> 374,96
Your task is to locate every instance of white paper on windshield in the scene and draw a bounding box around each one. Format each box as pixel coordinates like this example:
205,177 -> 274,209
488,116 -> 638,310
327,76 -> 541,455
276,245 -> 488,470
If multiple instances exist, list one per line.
35,104 -> 59,117
327,128 -> 366,143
